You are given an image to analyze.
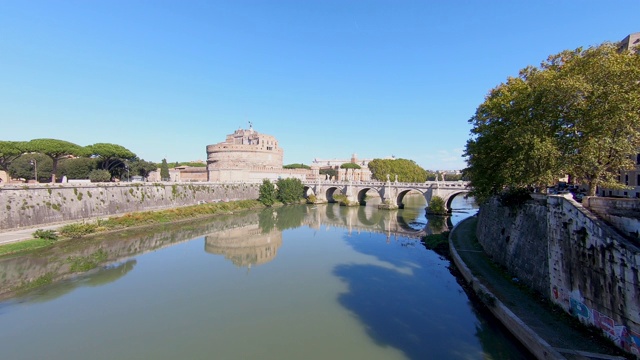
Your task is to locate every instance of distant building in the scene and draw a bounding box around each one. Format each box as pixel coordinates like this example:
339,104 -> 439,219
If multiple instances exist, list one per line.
618,32 -> 640,52
206,125 -> 317,182
311,153 -> 377,181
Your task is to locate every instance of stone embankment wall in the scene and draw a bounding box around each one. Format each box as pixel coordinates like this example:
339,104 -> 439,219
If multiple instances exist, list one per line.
475,197 -> 550,295
477,195 -> 640,356
0,182 -> 259,230
583,197 -> 640,240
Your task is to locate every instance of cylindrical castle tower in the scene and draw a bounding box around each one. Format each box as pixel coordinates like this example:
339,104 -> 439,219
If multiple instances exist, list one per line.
206,126 -> 284,181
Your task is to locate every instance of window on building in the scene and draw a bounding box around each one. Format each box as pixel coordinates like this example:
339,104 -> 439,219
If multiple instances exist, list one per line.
636,154 -> 640,164
625,174 -> 629,185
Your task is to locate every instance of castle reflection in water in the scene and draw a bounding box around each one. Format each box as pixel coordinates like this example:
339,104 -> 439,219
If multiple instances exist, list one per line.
203,202 -> 452,269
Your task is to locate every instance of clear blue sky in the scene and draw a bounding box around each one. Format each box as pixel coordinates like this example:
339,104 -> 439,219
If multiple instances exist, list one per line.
1,1 -> 638,170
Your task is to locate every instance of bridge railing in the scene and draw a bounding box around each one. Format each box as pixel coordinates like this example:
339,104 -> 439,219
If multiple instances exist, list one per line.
302,180 -> 470,189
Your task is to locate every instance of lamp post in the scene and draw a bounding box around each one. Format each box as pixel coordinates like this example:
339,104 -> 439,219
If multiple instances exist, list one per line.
30,159 -> 38,183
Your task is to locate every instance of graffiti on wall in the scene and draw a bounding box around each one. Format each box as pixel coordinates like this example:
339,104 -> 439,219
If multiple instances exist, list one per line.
561,289 -> 640,356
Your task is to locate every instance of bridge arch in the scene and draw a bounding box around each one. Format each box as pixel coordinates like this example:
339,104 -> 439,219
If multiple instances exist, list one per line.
303,186 -> 315,199
396,189 -> 427,209
444,191 -> 471,212
325,186 -> 341,203
356,187 -> 383,206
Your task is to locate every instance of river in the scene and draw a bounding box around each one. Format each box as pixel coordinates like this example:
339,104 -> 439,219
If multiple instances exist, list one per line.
0,195 -> 532,359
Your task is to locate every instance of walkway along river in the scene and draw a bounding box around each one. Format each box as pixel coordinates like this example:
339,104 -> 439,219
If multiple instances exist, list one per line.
0,196 -> 533,359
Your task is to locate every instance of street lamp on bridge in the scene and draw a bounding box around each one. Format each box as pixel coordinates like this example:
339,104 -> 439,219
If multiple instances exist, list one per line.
30,159 -> 38,183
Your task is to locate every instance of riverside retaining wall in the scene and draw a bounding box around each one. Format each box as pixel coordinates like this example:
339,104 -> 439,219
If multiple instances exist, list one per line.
0,182 -> 259,230
477,195 -> 640,357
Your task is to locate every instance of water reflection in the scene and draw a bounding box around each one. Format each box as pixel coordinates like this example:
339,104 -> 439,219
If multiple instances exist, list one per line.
0,196 -> 531,360
205,225 -> 282,267
0,198 -> 477,299
334,202 -> 529,359
25,260 -> 136,303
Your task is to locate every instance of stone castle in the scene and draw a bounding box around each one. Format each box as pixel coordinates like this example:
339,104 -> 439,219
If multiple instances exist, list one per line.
206,125 -> 314,182
149,125 -> 373,182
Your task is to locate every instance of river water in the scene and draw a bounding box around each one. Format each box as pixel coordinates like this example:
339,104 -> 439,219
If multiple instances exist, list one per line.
0,196 -> 532,359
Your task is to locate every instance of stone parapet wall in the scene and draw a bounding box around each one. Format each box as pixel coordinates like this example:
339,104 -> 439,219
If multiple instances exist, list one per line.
477,195 -> 640,356
0,182 -> 259,230
584,196 -> 640,241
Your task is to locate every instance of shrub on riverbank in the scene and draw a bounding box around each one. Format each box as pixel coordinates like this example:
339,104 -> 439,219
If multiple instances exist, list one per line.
32,229 -> 58,241
427,196 -> 447,215
258,179 -> 277,206
276,178 -> 304,204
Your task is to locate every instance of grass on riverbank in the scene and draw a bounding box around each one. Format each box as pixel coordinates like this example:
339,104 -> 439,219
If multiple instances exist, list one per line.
0,199 -> 267,256
0,239 -> 57,256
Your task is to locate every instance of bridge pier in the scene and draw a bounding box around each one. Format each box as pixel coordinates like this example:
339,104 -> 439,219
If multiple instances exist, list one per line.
342,181 -> 360,206
378,180 -> 399,209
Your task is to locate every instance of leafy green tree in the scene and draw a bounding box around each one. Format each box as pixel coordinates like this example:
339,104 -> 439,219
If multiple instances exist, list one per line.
276,177 -> 304,204
319,168 -> 337,179
8,153 -> 53,182
160,158 -> 170,181
427,196 -> 447,215
444,173 -> 463,181
464,41 -> 640,200
87,143 -> 136,172
0,141 -> 26,172
129,157 -> 158,179
283,163 -> 311,169
258,179 -> 277,206
340,163 -> 361,169
89,169 -> 112,182
368,158 -> 428,182
57,158 -> 97,179
25,139 -> 88,183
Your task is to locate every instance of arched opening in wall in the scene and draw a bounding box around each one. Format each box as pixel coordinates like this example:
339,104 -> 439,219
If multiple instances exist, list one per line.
303,186 -> 315,201
446,192 -> 478,214
326,187 -> 340,203
396,189 -> 426,209
357,188 -> 382,206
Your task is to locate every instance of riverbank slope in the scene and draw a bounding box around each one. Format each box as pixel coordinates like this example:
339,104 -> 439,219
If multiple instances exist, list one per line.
450,216 -> 628,360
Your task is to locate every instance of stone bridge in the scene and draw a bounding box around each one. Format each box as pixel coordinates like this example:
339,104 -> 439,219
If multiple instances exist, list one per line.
302,180 -> 470,212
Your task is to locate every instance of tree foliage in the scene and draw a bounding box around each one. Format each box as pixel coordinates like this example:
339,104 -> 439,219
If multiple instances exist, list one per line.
368,158 -> 429,182
340,163 -> 361,169
319,168 -> 337,179
129,157 -> 158,179
0,141 -> 26,172
276,177 -> 304,204
427,196 -> 447,215
160,158 -> 170,181
25,139 -> 87,183
88,143 -> 136,171
464,42 -> 640,201
57,158 -> 97,179
258,179 -> 277,206
89,169 -> 112,182
8,153 -> 52,182
283,163 -> 311,169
